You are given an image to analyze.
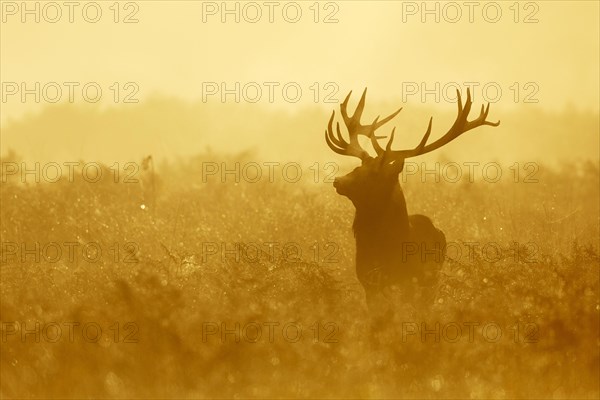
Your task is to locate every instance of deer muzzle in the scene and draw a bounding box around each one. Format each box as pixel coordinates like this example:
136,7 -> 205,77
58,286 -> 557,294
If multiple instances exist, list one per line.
332,177 -> 349,196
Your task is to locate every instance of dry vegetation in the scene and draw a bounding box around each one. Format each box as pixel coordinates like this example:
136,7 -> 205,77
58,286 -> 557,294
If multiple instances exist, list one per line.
1,151 -> 599,399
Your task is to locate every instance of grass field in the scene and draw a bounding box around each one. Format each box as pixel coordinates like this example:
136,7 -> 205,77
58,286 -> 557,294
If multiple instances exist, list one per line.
1,152 -> 599,399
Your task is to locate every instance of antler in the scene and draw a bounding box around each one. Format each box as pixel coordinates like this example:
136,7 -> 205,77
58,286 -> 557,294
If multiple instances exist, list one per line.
325,89 -> 402,161
374,88 -> 500,161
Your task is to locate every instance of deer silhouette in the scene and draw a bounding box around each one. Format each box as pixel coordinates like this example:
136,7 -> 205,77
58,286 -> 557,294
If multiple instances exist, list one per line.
324,88 -> 500,307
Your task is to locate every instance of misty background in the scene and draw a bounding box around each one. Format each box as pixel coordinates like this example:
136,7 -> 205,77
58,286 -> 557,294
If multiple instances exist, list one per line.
1,1 -> 599,167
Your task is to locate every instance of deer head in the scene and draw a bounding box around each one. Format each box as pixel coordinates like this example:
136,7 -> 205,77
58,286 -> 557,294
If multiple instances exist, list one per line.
326,88 -> 500,208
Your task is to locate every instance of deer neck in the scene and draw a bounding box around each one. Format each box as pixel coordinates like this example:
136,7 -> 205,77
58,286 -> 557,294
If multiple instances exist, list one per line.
352,183 -> 410,281
353,182 -> 409,229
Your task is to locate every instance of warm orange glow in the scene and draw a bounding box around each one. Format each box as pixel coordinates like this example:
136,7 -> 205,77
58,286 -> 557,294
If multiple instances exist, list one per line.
1,1 -> 598,398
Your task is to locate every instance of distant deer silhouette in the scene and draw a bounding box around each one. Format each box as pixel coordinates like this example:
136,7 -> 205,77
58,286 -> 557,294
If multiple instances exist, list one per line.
324,88 -> 499,307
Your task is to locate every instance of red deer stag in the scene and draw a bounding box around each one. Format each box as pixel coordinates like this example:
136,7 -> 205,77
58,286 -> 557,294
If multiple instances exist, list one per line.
325,88 -> 499,306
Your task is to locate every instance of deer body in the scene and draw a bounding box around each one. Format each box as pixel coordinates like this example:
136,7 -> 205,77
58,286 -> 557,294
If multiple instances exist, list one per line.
324,88 -> 498,306
352,181 -> 410,285
338,162 -> 446,302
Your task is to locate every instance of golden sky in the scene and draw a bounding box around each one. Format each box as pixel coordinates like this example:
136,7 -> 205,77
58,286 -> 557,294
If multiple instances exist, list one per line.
1,1 -> 599,165
1,0 -> 598,126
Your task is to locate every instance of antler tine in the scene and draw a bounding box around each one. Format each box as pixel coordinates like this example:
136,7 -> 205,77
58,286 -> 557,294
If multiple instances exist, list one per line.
379,87 -> 499,162
370,116 -> 387,156
326,125 -> 367,158
368,107 -> 404,157
336,122 -> 353,147
374,107 -> 403,130
353,88 -> 367,123
326,88 -> 398,161
415,87 -> 499,155
416,117 -> 433,151
326,111 -> 345,148
454,88 -> 471,127
385,128 -> 396,152
326,87 -> 500,164
325,128 -> 346,156
326,111 -> 348,155
339,90 -> 353,123
380,117 -> 433,161
468,102 -> 500,129
340,88 -> 367,128
325,108 -> 369,160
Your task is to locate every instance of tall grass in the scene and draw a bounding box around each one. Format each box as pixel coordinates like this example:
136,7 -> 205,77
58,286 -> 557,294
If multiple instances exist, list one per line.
1,152 -> 598,399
